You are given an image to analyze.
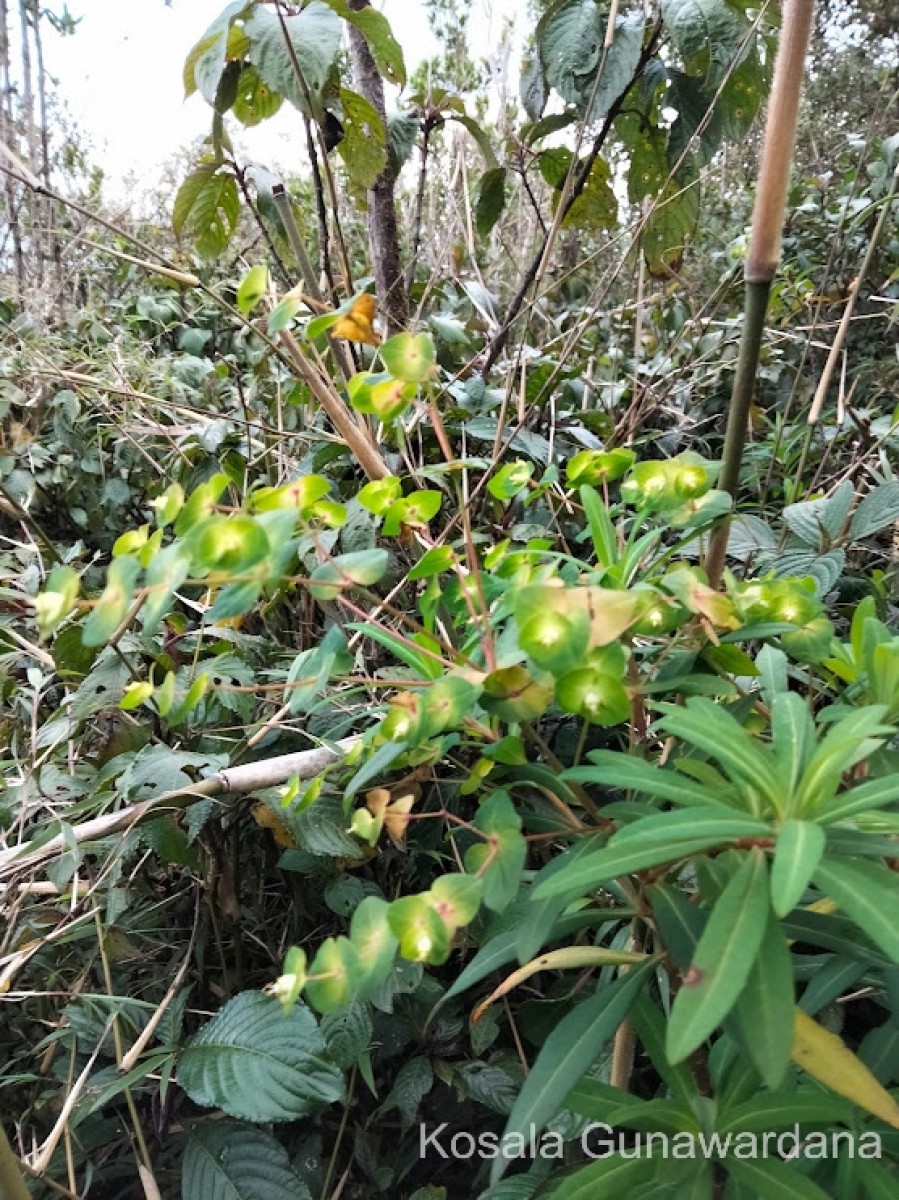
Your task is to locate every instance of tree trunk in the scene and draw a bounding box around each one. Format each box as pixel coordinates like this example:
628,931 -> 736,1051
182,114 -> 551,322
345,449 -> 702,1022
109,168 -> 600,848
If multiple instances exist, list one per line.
347,0 -> 408,335
0,0 -> 25,296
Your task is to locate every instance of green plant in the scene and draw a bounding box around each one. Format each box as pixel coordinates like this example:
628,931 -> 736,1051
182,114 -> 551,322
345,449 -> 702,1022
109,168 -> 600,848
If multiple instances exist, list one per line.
3,1 -> 899,1197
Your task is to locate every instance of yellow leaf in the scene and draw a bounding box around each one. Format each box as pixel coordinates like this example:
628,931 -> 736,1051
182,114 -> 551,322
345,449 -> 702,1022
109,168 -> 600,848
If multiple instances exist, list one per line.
384,793 -> 416,847
471,945 -> 648,1024
332,293 -> 380,346
791,1008 -> 899,1129
252,803 -> 296,849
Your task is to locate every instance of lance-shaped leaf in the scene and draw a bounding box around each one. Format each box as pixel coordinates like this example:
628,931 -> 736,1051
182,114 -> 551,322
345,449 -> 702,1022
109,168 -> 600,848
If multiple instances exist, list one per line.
471,944 -> 647,1024
666,848 -> 770,1062
791,1008 -> 899,1130
564,750 -> 731,809
536,811 -> 768,902
490,957 -> 656,1183
724,1157 -> 831,1200
733,909 -> 794,1089
813,856 -> 899,961
770,819 -> 825,916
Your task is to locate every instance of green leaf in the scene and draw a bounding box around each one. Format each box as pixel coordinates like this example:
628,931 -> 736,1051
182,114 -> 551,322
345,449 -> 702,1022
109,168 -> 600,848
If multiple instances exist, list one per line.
771,692 -> 817,804
308,548 -> 389,601
858,1160 -> 899,1200
82,555 -> 141,647
657,697 -> 781,810
564,750 -> 729,809
771,820 -> 825,916
537,0 -> 603,107
320,0 -> 406,87
173,164 -> 240,259
36,564 -> 80,637
380,332 -> 436,384
285,626 -> 348,715
475,166 -> 507,237
666,68 -> 723,167
733,910 -> 794,1089
630,992 -> 700,1103
491,958 -> 655,1183
182,1120 -> 312,1200
183,1 -> 247,104
585,13 -> 645,121
608,808 -> 771,850
795,706 -> 894,814
817,772 -> 899,824
622,116 -> 668,204
662,0 -> 749,85
563,156 -> 617,231
245,3 -> 341,115
534,836 -> 739,902
267,288 -> 305,334
580,485 -> 618,567
237,264 -> 269,315
448,113 -> 498,169
407,545 -> 455,581
724,1156 -> 832,1199
344,740 -> 408,801
667,849 -> 770,1062
179,991 -> 344,1122
387,110 -> 421,173
439,910 -> 603,1003
345,621 -> 443,680
642,169 -> 700,274
233,64 -> 284,126
337,87 -> 387,189
849,480 -> 899,541
647,882 -> 704,972
548,1154 -> 658,1199
718,1090 -> 850,1134
349,897 -> 399,994
520,55 -> 547,121
814,856 -> 899,961
384,1056 -> 433,1128
465,791 -> 527,912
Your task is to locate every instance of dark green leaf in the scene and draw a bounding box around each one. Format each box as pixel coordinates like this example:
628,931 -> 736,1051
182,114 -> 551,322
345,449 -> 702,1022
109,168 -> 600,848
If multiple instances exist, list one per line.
771,820 -> 826,917
667,849 -> 770,1062
476,167 -> 508,238
814,857 -> 899,961
179,992 -> 344,1122
173,164 -> 240,259
724,1155 -> 832,1199
337,87 -> 387,189
182,1121 -> 312,1200
733,910 -> 794,1089
491,958 -> 655,1183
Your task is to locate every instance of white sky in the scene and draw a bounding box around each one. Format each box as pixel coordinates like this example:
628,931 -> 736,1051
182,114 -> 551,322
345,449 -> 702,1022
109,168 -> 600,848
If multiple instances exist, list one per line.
42,0 -> 520,192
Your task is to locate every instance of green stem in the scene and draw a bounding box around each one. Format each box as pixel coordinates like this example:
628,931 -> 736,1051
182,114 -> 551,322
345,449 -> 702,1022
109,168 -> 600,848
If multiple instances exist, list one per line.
0,1122 -> 31,1200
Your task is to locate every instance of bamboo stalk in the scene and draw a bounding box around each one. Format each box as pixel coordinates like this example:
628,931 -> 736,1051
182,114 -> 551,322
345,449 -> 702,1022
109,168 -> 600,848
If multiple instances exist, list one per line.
705,0 -> 816,586
0,737 -> 360,882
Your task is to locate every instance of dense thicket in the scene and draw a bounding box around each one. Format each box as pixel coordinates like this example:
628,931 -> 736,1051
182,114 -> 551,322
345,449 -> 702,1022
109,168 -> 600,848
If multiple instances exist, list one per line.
1,2 -> 898,1198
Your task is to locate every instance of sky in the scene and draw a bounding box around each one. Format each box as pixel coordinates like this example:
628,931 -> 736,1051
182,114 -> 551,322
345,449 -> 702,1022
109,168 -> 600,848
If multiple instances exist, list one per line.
42,0 -> 520,193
